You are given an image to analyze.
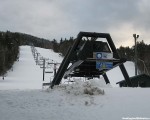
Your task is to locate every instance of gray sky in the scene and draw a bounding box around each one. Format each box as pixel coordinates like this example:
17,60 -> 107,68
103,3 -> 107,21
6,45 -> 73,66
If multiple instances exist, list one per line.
0,0 -> 150,47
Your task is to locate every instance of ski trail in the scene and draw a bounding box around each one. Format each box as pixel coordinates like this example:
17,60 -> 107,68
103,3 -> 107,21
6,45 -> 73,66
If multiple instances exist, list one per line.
0,46 -> 43,90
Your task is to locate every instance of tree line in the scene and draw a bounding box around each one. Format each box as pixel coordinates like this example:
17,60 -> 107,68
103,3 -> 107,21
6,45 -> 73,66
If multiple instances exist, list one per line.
52,37 -> 74,56
117,40 -> 150,75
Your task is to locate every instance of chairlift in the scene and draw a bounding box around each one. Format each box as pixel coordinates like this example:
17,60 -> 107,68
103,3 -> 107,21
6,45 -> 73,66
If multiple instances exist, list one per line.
51,32 -> 132,88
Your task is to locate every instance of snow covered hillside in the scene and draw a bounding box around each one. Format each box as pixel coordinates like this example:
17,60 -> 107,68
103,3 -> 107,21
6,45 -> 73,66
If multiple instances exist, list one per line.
0,46 -> 63,90
0,45 -> 150,120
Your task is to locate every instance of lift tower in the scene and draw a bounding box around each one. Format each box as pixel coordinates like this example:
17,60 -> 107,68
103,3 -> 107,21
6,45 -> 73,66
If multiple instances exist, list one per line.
51,32 -> 132,88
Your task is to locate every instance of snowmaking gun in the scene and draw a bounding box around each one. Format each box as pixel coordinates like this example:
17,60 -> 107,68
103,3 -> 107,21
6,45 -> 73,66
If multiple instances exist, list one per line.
50,32 -> 132,88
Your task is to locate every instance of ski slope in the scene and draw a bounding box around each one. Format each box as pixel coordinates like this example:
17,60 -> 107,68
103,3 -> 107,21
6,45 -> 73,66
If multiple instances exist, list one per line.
0,46 -> 43,90
0,45 -> 150,120
0,46 -> 63,90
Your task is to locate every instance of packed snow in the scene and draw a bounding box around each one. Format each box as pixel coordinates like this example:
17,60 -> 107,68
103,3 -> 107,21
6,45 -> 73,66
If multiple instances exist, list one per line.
0,45 -> 150,120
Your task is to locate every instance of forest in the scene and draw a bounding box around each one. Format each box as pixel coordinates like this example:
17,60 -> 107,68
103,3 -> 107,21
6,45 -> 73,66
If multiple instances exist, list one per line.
117,40 -> 150,75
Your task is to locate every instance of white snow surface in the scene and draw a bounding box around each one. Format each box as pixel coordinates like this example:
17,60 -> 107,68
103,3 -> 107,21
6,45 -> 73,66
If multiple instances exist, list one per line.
107,61 -> 135,87
0,88 -> 150,120
0,45 -> 150,120
36,47 -> 62,63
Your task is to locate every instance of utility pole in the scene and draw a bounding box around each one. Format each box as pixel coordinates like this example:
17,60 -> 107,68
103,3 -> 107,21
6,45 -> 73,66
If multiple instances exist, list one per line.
54,63 -> 57,77
36,53 -> 40,65
133,34 -> 139,76
0,50 -> 5,80
43,59 -> 45,81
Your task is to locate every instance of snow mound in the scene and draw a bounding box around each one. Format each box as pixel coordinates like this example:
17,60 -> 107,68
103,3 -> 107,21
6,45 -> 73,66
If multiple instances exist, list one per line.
65,80 -> 105,95
50,79 -> 109,96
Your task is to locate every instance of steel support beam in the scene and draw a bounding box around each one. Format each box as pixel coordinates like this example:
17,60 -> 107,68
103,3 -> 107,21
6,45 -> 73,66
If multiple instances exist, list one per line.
51,36 -> 82,88
106,35 -> 132,87
102,73 -> 110,84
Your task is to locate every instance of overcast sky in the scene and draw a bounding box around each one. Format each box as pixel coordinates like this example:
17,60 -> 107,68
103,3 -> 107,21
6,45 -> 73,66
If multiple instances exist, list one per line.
0,0 -> 150,47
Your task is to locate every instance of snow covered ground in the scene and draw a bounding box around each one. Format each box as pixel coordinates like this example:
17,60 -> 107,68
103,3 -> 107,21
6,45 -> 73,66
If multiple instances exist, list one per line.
0,87 -> 150,120
0,45 -> 150,120
107,61 -> 135,87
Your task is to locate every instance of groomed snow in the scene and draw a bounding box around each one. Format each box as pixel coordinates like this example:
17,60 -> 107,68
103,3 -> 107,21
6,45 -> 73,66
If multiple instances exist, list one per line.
0,45 -> 150,120
0,88 -> 150,120
107,61 -> 135,87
